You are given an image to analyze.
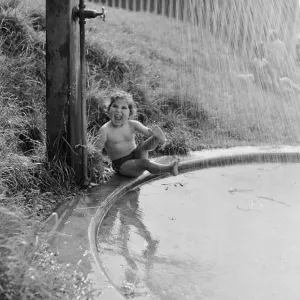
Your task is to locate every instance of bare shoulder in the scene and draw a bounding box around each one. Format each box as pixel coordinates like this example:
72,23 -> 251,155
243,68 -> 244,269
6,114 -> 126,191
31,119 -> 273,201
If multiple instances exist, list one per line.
129,120 -> 142,128
98,121 -> 110,135
130,120 -> 146,131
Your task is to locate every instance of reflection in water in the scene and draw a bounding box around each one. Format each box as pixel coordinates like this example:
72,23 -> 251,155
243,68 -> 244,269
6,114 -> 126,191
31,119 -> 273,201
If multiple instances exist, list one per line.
97,187 -> 206,299
97,188 -> 160,297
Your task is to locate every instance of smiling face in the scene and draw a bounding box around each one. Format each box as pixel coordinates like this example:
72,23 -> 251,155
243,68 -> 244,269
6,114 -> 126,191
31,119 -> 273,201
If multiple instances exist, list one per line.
108,98 -> 131,126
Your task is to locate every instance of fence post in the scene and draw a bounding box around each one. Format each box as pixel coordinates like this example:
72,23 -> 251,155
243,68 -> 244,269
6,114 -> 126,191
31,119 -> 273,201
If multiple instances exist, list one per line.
46,0 -> 84,183
168,0 -> 173,18
161,0 -> 165,16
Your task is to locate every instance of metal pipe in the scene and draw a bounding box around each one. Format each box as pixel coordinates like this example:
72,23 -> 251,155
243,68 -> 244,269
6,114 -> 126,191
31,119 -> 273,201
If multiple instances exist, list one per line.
72,1 -> 106,185
79,0 -> 88,183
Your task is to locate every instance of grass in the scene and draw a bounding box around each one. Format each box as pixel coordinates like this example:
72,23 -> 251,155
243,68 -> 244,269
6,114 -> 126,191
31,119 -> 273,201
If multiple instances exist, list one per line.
85,2 -> 300,147
0,203 -> 92,299
1,0 -> 300,299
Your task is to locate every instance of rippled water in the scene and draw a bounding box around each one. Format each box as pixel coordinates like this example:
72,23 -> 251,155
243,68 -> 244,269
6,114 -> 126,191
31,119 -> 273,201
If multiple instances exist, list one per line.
97,163 -> 300,299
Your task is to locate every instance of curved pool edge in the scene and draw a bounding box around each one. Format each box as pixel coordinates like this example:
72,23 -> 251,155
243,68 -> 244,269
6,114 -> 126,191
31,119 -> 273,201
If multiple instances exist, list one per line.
88,172 -> 164,299
88,145 -> 300,300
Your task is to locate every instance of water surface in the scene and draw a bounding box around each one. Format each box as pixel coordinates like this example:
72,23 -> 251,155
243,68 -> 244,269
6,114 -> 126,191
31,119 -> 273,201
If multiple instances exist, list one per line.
97,163 -> 300,299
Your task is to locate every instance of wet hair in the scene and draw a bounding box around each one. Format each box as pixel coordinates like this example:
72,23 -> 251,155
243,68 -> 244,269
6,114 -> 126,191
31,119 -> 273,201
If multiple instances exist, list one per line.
107,90 -> 137,118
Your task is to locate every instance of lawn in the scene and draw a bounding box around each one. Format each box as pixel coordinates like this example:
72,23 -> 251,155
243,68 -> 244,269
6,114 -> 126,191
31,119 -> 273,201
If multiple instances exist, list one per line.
85,1 -> 300,147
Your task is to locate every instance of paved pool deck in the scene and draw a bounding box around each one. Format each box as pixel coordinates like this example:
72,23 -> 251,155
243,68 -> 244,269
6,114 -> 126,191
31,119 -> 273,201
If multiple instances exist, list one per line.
48,146 -> 300,300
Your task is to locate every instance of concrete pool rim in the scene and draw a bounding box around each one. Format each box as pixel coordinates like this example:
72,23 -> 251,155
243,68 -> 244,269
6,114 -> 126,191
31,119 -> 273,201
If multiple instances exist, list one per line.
88,146 -> 300,299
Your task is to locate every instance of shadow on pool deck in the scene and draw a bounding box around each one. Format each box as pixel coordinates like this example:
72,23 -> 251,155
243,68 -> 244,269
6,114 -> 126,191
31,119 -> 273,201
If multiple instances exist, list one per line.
48,146 -> 300,300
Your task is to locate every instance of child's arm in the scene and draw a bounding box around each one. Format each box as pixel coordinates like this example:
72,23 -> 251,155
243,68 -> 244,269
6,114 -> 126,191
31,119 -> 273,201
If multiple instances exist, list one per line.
131,120 -> 166,144
131,120 -> 153,137
95,126 -> 107,181
95,126 -> 107,153
94,126 -> 108,178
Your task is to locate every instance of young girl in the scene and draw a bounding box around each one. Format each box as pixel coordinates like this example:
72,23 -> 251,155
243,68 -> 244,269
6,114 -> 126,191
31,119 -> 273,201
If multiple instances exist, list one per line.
96,90 -> 180,177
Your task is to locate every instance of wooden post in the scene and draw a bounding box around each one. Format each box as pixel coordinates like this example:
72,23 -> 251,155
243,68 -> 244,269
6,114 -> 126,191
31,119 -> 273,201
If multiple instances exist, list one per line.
168,0 -> 173,18
175,0 -> 180,21
133,0 -> 136,11
153,0 -> 157,14
46,0 -> 84,183
182,0 -> 187,22
188,0 -> 195,25
161,0 -> 165,16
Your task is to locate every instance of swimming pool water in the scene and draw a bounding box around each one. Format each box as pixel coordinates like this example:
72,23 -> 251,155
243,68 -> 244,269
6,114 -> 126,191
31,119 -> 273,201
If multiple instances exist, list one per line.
97,163 -> 300,299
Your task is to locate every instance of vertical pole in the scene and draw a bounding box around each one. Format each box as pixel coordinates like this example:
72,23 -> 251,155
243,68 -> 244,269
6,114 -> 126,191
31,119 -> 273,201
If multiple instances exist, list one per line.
133,0 -> 136,11
46,0 -> 70,162
182,0 -> 187,22
154,0 -> 157,14
46,0 -> 84,183
161,0 -> 165,16
188,0 -> 195,25
175,0 -> 180,21
79,0 -> 89,183
169,0 -> 173,18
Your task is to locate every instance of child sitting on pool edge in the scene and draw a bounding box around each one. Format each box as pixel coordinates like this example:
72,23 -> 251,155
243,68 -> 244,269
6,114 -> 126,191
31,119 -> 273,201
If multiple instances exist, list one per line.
95,90 -> 180,177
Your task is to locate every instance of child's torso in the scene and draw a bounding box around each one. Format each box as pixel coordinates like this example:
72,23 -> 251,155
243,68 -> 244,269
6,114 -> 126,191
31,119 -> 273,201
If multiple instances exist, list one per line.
105,122 -> 136,160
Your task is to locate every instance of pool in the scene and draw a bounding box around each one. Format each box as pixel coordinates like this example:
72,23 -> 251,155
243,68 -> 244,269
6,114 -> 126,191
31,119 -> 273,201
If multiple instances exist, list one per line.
96,162 -> 300,299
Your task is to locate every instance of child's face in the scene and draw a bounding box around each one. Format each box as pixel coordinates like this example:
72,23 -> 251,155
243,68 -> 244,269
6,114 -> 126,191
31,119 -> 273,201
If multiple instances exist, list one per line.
108,98 -> 130,126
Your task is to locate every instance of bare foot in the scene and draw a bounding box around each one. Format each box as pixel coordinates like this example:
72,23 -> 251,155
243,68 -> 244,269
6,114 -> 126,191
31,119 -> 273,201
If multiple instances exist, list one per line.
170,158 -> 180,176
149,125 -> 167,144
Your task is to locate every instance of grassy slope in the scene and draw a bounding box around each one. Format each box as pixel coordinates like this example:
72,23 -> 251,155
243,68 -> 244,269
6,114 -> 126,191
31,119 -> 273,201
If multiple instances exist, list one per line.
86,2 -> 300,147
1,1 -> 300,299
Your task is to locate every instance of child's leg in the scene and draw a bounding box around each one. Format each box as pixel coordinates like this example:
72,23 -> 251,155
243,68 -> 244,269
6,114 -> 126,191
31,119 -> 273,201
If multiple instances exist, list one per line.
138,136 -> 160,158
119,158 -> 179,177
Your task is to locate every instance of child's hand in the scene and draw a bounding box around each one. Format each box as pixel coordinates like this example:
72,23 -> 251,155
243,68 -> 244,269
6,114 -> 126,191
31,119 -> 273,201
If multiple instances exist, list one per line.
148,125 -> 167,144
